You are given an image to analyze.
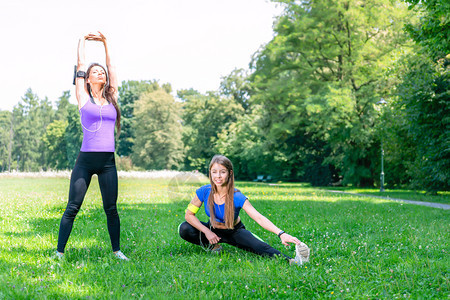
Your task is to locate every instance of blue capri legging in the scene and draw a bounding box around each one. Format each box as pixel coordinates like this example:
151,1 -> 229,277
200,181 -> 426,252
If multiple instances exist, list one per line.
178,221 -> 291,259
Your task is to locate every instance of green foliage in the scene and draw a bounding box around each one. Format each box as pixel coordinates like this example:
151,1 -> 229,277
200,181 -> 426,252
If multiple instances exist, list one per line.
391,0 -> 450,193
396,55 -> 450,192
131,88 -> 184,170
0,178 -> 448,298
219,68 -> 251,111
117,80 -> 161,157
8,90 -> 80,171
64,104 -> 82,168
404,0 -> 450,60
54,91 -> 71,121
0,110 -> 12,171
216,108 -> 266,179
178,89 -> 244,173
243,0 -> 412,186
42,120 -> 69,170
376,101 -> 417,187
11,89 -> 54,171
114,155 -> 135,171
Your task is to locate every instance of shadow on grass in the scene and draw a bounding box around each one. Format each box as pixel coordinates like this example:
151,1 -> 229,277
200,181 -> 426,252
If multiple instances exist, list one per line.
5,195 -> 448,258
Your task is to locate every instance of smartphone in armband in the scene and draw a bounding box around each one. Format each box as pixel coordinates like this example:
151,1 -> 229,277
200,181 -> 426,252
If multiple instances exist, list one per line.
73,65 -> 77,85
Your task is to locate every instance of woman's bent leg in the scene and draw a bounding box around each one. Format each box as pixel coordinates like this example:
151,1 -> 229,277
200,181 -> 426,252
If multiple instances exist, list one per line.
178,221 -> 210,246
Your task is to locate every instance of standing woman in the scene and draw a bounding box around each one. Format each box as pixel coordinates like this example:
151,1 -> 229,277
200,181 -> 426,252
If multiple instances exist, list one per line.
56,32 -> 128,260
179,155 -> 310,265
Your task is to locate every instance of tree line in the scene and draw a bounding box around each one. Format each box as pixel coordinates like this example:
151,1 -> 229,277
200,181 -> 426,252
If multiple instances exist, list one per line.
0,0 -> 448,192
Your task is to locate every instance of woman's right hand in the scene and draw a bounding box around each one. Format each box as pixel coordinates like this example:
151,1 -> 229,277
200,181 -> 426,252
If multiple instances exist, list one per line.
82,32 -> 93,40
84,32 -> 106,42
204,230 -> 221,245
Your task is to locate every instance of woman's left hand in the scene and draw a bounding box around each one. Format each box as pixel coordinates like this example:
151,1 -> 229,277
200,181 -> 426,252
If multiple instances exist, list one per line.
280,233 -> 301,246
95,31 -> 107,44
86,31 -> 107,43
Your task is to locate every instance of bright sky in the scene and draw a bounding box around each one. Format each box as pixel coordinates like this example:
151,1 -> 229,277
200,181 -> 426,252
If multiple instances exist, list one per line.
0,0 -> 282,111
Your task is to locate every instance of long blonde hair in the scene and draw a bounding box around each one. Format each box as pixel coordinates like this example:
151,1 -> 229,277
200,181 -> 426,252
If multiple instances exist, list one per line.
208,155 -> 236,229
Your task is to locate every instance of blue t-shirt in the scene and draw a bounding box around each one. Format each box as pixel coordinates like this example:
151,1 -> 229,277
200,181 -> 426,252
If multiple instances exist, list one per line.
196,184 -> 247,223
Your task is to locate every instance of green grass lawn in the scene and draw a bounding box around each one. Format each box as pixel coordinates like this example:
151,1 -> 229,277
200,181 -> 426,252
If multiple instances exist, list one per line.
0,177 -> 448,299
320,186 -> 450,205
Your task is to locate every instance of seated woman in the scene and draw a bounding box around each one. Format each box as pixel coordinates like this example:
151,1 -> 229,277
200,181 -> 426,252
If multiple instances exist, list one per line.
178,155 -> 310,265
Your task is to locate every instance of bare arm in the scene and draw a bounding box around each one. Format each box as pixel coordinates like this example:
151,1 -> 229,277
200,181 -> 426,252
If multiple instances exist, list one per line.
96,31 -> 118,100
75,35 -> 90,109
185,195 -> 221,245
242,200 -> 300,246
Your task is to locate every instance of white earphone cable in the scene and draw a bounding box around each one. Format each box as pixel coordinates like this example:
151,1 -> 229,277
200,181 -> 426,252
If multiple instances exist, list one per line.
80,103 -> 103,132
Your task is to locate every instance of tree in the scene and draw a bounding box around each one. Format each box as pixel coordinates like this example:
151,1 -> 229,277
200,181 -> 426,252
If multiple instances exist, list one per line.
37,96 -> 55,168
219,69 -> 251,111
381,0 -> 450,192
55,91 -> 71,121
42,120 -> 68,169
12,89 -> 54,171
0,110 -> 12,171
131,87 -> 184,170
117,80 -> 161,157
178,89 -> 244,173
395,53 -> 449,192
215,106 -> 271,180
404,0 -> 450,60
64,104 -> 83,168
247,0 -> 412,185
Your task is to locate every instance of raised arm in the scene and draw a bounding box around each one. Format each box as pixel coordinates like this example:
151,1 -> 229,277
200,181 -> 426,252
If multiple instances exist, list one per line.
242,200 -> 300,246
75,34 -> 91,109
96,31 -> 118,100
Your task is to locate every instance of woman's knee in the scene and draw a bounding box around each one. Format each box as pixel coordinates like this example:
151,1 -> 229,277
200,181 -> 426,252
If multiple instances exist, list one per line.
103,205 -> 118,217
63,202 -> 81,219
178,221 -> 196,239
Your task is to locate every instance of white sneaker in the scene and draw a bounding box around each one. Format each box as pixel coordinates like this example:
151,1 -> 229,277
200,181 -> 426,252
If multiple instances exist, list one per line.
114,250 -> 129,261
54,251 -> 64,259
293,242 -> 310,265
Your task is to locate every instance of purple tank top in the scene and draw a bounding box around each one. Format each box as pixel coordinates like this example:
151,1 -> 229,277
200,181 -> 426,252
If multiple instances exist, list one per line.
80,100 -> 116,152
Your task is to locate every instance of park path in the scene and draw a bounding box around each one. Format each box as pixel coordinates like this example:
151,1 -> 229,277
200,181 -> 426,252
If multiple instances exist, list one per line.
322,190 -> 450,210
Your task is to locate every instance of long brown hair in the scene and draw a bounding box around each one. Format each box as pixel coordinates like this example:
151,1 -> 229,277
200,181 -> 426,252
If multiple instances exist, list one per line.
208,155 -> 236,229
85,63 -> 121,135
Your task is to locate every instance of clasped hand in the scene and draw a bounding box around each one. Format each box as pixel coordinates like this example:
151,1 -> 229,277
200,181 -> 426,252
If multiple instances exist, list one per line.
84,31 -> 107,43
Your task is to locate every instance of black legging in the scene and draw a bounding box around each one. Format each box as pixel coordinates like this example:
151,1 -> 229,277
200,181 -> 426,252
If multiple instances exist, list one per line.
179,221 -> 291,259
57,152 -> 121,253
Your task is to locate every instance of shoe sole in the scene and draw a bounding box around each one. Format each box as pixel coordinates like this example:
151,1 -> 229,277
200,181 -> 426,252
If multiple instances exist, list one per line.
295,242 -> 310,264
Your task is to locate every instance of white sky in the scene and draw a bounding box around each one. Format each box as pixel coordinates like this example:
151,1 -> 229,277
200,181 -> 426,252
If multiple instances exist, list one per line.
0,0 -> 282,111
